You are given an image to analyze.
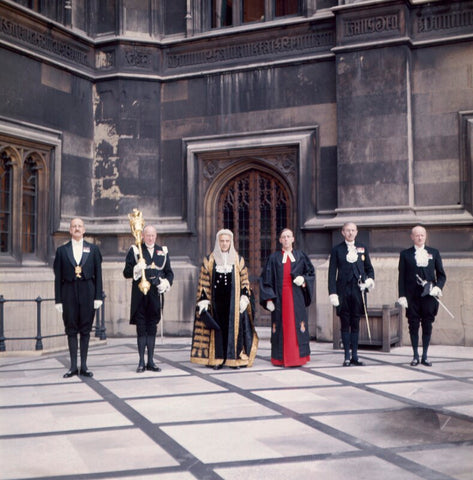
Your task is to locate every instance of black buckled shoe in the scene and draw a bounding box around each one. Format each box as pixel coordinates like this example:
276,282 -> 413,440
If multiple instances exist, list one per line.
410,358 -> 419,366
350,358 -> 364,366
136,364 -> 145,373
421,358 -> 432,367
63,369 -> 78,378
79,369 -> 93,377
146,364 -> 161,372
342,360 -> 351,367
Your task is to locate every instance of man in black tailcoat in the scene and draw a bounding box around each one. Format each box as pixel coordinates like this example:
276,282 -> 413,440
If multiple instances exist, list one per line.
328,222 -> 375,367
54,218 -> 103,378
123,225 -> 174,373
398,225 -> 446,367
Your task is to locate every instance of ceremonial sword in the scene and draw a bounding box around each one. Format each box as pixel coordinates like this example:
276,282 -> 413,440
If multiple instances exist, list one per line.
415,274 -> 455,319
358,277 -> 372,344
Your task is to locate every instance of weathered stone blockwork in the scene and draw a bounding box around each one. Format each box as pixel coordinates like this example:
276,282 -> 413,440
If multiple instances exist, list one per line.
1,0 -> 473,350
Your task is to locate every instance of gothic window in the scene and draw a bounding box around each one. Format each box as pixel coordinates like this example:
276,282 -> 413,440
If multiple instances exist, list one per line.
217,168 -> 291,325
0,141 -> 50,263
218,169 -> 291,274
0,151 -> 12,253
211,0 -> 301,29
22,155 -> 41,254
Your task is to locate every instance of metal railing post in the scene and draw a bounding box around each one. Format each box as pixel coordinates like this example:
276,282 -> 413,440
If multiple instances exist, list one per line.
35,296 -> 43,351
0,293 -> 105,350
94,301 -> 101,338
99,292 -> 107,340
0,295 -> 5,351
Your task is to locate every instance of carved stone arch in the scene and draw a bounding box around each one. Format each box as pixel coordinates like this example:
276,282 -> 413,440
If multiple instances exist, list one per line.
204,158 -> 295,241
199,146 -> 298,251
203,159 -> 295,325
0,145 -> 21,165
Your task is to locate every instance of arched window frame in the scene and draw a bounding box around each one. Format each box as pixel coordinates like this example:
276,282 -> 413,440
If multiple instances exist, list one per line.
0,140 -> 51,264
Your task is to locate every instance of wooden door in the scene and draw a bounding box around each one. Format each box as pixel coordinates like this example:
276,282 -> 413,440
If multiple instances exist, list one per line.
217,168 -> 292,325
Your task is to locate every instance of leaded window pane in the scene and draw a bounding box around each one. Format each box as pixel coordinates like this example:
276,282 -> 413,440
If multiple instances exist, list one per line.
0,151 -> 12,253
22,156 -> 39,254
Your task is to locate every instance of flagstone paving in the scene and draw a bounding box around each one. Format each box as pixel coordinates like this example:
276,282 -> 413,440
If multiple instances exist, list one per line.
1,335 -> 472,480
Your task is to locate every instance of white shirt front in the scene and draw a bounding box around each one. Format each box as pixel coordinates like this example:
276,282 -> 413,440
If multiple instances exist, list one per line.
414,244 -> 429,267
346,241 -> 358,263
72,239 -> 83,265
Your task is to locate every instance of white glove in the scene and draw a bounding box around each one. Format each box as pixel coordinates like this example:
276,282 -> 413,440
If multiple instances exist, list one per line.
329,294 -> 339,307
365,278 -> 375,290
293,276 -> 305,287
197,299 -> 210,314
94,300 -> 103,309
430,286 -> 442,297
158,278 -> 171,294
55,303 -> 63,313
133,259 -> 146,281
397,297 -> 408,308
266,300 -> 275,312
239,295 -> 250,313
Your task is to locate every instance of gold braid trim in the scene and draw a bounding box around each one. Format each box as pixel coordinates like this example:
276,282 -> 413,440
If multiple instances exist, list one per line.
190,255 -> 216,365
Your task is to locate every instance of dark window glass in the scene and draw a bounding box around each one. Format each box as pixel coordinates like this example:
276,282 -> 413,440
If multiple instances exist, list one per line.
96,1 -> 117,35
211,0 -> 233,28
165,0 -> 187,35
243,0 -> 264,23
22,156 -> 39,254
0,151 -> 12,253
275,0 -> 300,17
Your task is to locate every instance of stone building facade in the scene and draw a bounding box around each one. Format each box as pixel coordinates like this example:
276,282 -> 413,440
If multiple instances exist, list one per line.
1,0 -> 473,350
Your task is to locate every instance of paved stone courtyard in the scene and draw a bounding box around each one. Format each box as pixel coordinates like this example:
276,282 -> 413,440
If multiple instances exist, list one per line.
1,334 -> 473,480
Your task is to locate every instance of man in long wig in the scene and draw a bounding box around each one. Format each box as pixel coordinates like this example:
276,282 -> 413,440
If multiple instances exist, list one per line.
190,229 -> 258,369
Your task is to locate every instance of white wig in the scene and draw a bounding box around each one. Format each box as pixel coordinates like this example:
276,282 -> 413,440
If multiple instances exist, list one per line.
212,229 -> 238,267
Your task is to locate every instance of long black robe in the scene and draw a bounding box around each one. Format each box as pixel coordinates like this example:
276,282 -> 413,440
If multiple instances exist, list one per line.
190,253 -> 258,367
259,250 -> 315,361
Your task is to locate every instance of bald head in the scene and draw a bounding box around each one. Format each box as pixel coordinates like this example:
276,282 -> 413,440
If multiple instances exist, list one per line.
69,218 -> 85,241
411,225 -> 427,247
143,225 -> 157,247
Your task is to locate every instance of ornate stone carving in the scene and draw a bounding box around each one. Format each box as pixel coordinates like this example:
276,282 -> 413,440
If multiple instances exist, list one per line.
166,30 -> 334,69
124,47 -> 152,69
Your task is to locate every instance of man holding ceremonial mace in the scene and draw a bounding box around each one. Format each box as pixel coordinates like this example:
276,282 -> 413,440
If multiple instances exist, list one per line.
124,209 -> 174,372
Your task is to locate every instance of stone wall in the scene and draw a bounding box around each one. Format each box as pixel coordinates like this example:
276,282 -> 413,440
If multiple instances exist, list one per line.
2,254 -> 472,351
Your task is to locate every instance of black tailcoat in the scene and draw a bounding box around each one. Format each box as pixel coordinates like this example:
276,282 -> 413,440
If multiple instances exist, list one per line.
53,240 -> 103,335
328,241 -> 374,317
398,246 -> 446,319
123,243 -> 174,324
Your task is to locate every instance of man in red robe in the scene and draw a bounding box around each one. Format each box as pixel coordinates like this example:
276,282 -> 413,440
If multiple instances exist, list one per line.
260,229 -> 315,367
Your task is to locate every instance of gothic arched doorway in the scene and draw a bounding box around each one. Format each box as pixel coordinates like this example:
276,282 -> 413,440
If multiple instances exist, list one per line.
216,168 -> 293,325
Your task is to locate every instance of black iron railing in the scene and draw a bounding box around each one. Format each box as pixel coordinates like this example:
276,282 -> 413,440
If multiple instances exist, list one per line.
0,293 -> 106,351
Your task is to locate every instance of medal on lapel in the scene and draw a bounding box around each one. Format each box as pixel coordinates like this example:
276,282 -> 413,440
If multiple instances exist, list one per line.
75,265 -> 82,278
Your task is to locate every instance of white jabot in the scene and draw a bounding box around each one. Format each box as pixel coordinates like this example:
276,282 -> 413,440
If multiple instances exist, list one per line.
72,239 -> 83,265
215,252 -> 233,273
282,250 -> 295,263
415,245 -> 429,267
346,241 -> 358,263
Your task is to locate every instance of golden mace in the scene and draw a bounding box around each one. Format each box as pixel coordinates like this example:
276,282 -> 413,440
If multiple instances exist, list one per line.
128,208 -> 151,295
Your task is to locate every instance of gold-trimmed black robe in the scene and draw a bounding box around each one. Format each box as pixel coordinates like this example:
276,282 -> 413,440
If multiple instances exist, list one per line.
190,253 -> 258,367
